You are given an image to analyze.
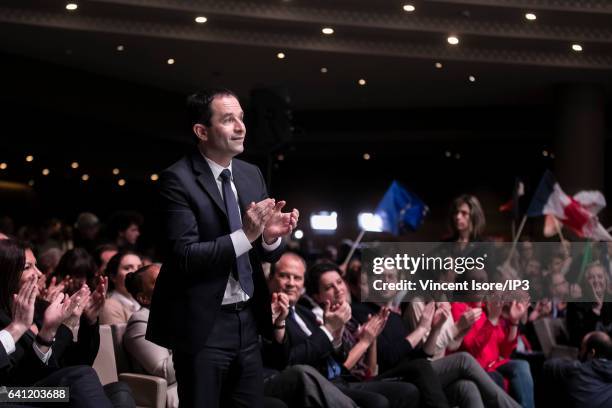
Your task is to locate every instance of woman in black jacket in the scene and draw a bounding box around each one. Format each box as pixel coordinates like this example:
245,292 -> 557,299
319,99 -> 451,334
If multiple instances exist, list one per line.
0,239 -> 112,407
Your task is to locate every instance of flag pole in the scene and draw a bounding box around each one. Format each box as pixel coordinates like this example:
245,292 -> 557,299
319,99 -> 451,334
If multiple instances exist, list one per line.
553,217 -> 565,241
341,230 -> 366,269
505,215 -> 527,265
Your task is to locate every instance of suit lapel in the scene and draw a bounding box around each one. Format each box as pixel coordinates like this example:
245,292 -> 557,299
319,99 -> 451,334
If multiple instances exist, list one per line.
191,151 -> 227,217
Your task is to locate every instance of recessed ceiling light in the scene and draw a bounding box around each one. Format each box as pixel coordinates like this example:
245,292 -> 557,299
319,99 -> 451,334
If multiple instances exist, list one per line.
71,161 -> 79,169
542,150 -> 549,157
320,67 -> 328,73
322,27 -> 334,35
525,13 -> 537,21
277,52 -> 286,59
572,44 -> 583,52
116,45 -> 124,51
112,168 -> 120,175
358,78 -> 366,86
118,179 -> 126,186
403,4 -> 416,12
0,163 -> 7,170
25,155 -> 34,162
66,3 -> 78,11
435,62 -> 443,69
81,174 -> 89,181
363,153 -> 371,160
167,58 -> 175,64
150,174 -> 159,181
195,16 -> 208,24
447,36 -> 459,45
468,75 -> 476,82
42,169 -> 50,176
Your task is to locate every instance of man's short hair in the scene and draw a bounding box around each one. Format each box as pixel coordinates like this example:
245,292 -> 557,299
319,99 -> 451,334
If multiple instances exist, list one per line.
305,262 -> 343,297
583,331 -> 612,359
186,88 -> 239,127
270,251 -> 306,277
106,211 -> 143,239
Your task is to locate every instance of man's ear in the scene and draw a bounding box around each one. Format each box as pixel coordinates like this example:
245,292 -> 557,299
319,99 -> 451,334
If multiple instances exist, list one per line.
193,123 -> 208,142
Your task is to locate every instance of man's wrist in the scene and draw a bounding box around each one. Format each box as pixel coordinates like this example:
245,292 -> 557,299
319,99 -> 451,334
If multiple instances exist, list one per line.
5,322 -> 27,342
38,327 -> 57,342
262,231 -> 276,245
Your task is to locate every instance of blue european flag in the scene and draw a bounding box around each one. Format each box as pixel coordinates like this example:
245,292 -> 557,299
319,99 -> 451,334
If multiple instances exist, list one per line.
375,181 -> 428,235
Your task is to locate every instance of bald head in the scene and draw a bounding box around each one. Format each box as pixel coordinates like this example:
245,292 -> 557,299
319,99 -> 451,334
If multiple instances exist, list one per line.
581,331 -> 612,361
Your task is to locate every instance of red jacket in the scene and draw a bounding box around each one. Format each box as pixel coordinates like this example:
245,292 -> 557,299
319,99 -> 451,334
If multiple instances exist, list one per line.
451,302 -> 517,372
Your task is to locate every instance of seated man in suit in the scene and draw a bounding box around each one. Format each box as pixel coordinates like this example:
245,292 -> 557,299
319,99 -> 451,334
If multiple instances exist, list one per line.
266,252 -> 418,408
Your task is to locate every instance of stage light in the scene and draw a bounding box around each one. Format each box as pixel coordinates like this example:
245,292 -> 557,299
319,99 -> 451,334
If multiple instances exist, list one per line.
358,212 -> 383,232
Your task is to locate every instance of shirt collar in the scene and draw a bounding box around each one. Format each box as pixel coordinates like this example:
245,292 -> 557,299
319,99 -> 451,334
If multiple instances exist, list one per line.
201,152 -> 233,182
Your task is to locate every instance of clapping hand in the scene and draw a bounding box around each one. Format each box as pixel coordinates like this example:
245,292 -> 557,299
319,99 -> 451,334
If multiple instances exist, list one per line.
63,284 -> 91,329
243,199 -> 276,242
323,299 -> 351,340
271,292 -> 290,325
263,200 -> 299,244
357,307 -> 390,345
39,292 -> 76,343
431,305 -> 450,332
417,302 -> 436,331
40,276 -> 66,303
6,275 -> 39,341
84,276 -> 107,325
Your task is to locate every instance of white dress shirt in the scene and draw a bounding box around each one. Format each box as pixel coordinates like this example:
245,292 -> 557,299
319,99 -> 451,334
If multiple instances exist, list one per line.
0,329 -> 53,364
202,155 -> 281,304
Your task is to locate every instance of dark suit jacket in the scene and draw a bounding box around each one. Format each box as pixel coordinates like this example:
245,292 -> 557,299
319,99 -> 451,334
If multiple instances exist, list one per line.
351,302 -> 427,374
281,304 -> 348,377
0,305 -> 100,385
146,149 -> 285,353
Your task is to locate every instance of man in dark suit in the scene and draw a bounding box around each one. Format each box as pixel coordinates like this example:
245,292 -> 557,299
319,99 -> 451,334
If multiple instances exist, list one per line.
266,253 -> 418,408
146,88 -> 299,408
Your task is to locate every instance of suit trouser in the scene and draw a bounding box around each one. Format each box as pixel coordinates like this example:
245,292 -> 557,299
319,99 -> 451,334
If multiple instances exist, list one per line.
173,305 -> 263,408
264,364 -> 358,408
432,352 -> 521,408
377,357 -> 450,408
34,365 -> 113,408
333,377 -> 419,408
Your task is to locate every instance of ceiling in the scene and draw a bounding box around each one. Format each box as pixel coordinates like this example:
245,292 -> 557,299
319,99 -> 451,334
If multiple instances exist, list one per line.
1,0 -> 612,109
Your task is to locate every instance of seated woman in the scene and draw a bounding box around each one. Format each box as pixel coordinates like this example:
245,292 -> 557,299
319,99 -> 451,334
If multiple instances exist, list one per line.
52,247 -> 99,295
450,269 -> 533,408
567,261 -> 612,346
0,239 -> 111,407
123,263 -> 178,408
100,251 -> 142,325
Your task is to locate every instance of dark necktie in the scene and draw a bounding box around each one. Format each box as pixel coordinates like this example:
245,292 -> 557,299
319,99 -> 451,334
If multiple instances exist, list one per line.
219,169 -> 254,297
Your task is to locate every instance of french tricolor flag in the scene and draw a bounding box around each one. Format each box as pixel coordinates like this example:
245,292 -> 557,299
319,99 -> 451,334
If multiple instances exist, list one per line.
527,170 -> 612,241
